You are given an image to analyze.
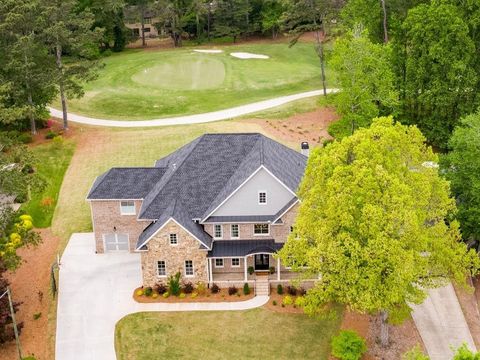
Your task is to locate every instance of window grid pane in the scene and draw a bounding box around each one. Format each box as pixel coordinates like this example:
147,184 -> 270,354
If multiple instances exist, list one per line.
185,260 -> 193,276
169,233 -> 177,245
214,224 -> 222,238
254,224 -> 269,234
232,258 -> 240,267
157,261 -> 166,276
215,258 -> 224,267
231,224 -> 239,238
259,192 -> 267,204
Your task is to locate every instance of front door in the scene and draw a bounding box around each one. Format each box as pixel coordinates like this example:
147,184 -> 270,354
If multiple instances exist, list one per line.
254,254 -> 269,271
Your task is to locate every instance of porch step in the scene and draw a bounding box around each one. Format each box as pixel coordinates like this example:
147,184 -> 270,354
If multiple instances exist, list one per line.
255,279 -> 270,296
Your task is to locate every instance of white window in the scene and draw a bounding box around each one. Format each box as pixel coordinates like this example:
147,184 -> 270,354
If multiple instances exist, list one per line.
231,258 -> 240,267
258,191 -> 267,204
185,260 -> 194,276
214,224 -> 222,238
120,201 -> 135,215
231,224 -> 239,238
215,258 -> 224,268
157,260 -> 166,276
254,223 -> 269,235
169,233 -> 178,245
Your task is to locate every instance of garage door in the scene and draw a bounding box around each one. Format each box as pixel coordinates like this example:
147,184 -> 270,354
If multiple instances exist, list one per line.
104,233 -> 129,252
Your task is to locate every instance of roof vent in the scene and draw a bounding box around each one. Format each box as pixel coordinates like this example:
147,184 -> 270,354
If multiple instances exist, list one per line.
301,142 -> 309,157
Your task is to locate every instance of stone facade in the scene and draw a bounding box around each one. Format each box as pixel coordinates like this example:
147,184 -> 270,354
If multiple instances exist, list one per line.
90,200 -> 148,253
141,219 -> 208,287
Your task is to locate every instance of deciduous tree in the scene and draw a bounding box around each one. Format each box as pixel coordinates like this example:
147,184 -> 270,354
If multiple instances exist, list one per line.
279,117 -> 480,347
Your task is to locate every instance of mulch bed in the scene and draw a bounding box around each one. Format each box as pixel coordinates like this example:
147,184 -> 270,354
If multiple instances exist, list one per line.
133,287 -> 255,303
263,292 -> 304,314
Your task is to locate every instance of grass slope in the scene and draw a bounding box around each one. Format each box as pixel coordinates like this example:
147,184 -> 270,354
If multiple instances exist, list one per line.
22,140 -> 75,228
62,43 -> 333,120
115,308 -> 342,360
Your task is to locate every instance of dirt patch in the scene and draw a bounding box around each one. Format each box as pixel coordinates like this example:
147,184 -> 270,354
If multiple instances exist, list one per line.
29,118 -> 78,147
339,310 -> 425,359
0,228 -> 60,360
246,107 -> 338,147
133,287 -> 254,303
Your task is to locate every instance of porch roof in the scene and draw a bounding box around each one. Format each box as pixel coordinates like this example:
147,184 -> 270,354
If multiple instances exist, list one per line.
207,239 -> 284,258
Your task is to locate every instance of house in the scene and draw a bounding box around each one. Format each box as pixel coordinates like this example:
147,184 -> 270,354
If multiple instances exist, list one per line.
87,133 -> 312,289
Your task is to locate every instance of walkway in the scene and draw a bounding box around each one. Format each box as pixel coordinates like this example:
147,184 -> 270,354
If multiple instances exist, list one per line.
48,89 -> 337,128
56,233 -> 269,360
411,283 -> 477,359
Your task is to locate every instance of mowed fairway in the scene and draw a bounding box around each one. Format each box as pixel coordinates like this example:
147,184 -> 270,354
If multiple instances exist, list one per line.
62,43 -> 330,120
115,308 -> 342,360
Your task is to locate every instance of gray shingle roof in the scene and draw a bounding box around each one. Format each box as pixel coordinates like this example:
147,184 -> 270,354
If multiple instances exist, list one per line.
87,168 -> 167,200
204,215 -> 274,223
208,240 -> 284,257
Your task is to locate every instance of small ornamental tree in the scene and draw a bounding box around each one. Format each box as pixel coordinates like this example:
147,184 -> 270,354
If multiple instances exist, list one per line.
279,117 -> 480,347
331,330 -> 367,360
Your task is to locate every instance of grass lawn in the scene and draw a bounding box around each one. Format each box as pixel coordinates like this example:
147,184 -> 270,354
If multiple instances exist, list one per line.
115,308 -> 342,360
21,140 -> 76,228
59,43 -> 334,120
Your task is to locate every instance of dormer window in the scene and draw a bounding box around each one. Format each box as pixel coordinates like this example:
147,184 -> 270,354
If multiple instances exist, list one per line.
258,191 -> 267,205
120,201 -> 135,215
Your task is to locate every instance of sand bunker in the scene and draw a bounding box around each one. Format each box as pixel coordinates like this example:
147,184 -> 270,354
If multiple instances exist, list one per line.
193,49 -> 223,53
230,52 -> 269,59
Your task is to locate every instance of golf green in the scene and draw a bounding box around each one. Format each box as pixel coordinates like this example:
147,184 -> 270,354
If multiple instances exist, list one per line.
60,43 -> 332,120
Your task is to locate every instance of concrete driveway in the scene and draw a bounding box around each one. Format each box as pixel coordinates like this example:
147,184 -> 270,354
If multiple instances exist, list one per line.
411,283 -> 477,359
56,233 -> 268,360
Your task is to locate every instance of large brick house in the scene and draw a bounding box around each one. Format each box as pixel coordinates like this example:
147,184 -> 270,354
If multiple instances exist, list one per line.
87,133 -> 310,288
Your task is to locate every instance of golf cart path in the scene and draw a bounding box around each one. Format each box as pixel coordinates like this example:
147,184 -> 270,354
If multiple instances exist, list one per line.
49,89 -> 337,128
56,233 -> 269,360
411,283 -> 476,359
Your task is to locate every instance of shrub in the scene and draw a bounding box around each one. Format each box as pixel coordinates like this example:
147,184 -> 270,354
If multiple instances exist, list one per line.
18,133 -> 33,144
282,295 -> 293,306
294,296 -> 305,307
331,330 -> 367,360
211,283 -> 220,294
298,287 -> 307,296
45,130 -> 57,139
144,287 -> 153,296
287,285 -> 297,296
269,266 -> 275,274
402,345 -> 429,360
162,292 -> 170,298
452,343 -> 480,359
191,292 -> 198,299
248,266 -> 254,275
52,135 -> 64,148
168,272 -> 182,296
152,293 -> 158,299
196,282 -> 207,295
135,289 -> 144,296
179,293 -> 186,299
33,312 -> 42,320
183,282 -> 194,294
243,283 -> 250,295
155,283 -> 168,295
228,286 -> 238,296
277,284 -> 283,295
281,303 -> 285,308
272,300 -> 277,306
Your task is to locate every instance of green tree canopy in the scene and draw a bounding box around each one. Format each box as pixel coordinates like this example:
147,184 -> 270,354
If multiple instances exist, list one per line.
279,117 -> 479,346
441,111 -> 480,250
328,29 -> 398,138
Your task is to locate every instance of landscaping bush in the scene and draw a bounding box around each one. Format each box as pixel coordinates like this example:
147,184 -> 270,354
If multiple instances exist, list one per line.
168,272 -> 182,296
287,285 -> 297,296
191,292 -> 198,299
155,283 -> 167,295
331,330 -> 367,360
18,133 -> 33,144
282,295 -> 293,306
402,345 -> 429,360
162,292 -> 170,298
277,284 -> 283,295
135,289 -> 144,296
295,296 -> 305,307
272,300 -> 277,306
228,286 -> 238,296
45,130 -> 58,139
298,287 -> 307,296
144,287 -> 153,297
211,283 -> 220,294
269,266 -> 275,274
52,135 -> 64,148
152,293 -> 158,299
197,282 -> 206,295
179,293 -> 186,299
183,282 -> 194,294
243,283 -> 250,295
248,266 -> 254,275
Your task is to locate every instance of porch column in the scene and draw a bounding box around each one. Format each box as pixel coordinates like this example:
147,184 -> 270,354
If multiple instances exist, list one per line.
244,256 -> 248,282
208,258 -> 213,284
277,257 -> 281,281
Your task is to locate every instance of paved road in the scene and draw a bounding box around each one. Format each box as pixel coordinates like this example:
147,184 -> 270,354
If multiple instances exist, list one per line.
411,283 -> 477,359
48,89 -> 337,128
56,233 -> 269,360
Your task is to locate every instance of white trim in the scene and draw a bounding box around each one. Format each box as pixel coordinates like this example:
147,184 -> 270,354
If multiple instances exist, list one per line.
156,260 -> 167,277
120,200 -> 136,215
213,224 -> 223,239
253,223 -> 270,236
230,224 -> 239,239
258,190 -> 267,205
215,258 -> 224,268
135,217 -> 212,250
272,199 -> 299,224
231,258 -> 241,268
184,260 -> 194,277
